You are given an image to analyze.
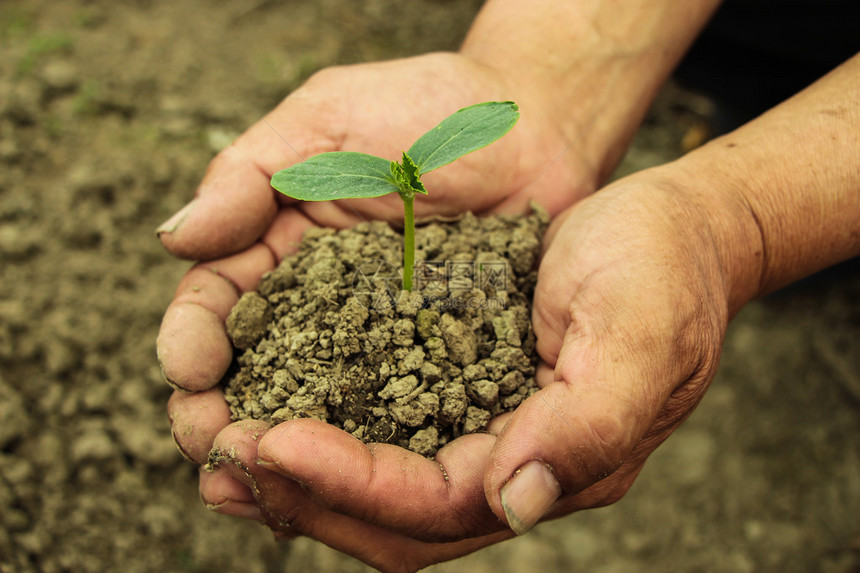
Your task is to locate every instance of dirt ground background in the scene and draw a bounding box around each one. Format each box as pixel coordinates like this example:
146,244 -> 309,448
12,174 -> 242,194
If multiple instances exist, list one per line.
1,1 -> 858,572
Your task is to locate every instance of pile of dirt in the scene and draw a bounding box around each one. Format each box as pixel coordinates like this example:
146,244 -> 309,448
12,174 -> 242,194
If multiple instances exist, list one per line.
224,211 -> 547,456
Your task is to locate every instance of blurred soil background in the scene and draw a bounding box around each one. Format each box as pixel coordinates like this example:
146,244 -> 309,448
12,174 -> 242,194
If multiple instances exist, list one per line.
0,1 -> 857,571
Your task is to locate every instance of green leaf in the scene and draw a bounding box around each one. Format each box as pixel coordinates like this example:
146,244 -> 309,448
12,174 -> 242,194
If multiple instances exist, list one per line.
407,101 -> 519,175
270,151 -> 398,201
390,152 -> 428,196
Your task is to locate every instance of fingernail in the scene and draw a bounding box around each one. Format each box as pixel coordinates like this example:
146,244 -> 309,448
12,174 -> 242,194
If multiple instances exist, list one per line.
156,198 -> 197,236
204,498 -> 263,521
500,461 -> 562,535
256,457 -> 278,469
159,364 -> 189,392
171,426 -> 196,463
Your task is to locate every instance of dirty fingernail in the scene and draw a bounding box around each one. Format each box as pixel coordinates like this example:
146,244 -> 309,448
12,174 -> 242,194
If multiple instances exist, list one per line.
170,426 -> 196,463
256,457 -> 279,470
204,498 -> 262,521
156,198 -> 198,236
500,460 -> 561,535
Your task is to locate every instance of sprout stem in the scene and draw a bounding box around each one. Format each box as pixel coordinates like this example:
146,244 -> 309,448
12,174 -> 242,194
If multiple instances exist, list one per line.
402,193 -> 415,291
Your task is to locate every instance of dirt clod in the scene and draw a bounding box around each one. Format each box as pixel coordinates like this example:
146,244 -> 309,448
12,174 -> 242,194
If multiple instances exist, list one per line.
226,292 -> 273,350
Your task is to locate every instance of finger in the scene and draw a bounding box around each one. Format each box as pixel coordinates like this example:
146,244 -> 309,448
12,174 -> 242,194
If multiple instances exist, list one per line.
301,197 -> 398,229
156,243 -> 276,391
157,300 -> 233,393
260,207 -> 317,260
214,421 -> 512,572
485,380 -> 644,535
535,362 -> 554,388
199,466 -> 262,522
168,388 -> 232,465
256,419 -> 506,542
195,242 -> 276,293
486,412 -> 513,435
485,297 -> 695,535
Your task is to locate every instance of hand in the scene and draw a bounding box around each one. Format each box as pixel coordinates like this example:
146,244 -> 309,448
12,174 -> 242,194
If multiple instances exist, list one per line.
164,166 -> 739,572
159,49 -> 595,453
158,51 -> 596,571
484,172 -> 734,530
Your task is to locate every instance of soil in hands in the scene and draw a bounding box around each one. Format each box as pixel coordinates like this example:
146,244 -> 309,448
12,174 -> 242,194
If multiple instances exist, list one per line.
223,210 -> 548,457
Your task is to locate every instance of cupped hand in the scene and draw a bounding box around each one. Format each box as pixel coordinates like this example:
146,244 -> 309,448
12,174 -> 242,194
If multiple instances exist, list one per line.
159,49 -> 595,437
163,161 -> 742,571
158,51 -> 597,571
484,172 -> 735,531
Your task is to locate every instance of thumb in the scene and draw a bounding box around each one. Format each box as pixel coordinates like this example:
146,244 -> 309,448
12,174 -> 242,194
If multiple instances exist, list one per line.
484,313 -> 672,535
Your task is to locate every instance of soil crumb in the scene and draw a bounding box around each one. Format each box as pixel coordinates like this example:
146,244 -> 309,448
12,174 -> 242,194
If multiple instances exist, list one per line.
223,210 -> 547,456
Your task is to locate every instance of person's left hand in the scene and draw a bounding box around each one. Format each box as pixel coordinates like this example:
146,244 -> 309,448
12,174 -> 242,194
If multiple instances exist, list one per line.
159,51 -> 596,572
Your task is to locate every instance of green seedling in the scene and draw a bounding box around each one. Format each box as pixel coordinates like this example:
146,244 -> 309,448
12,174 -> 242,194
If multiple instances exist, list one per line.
270,101 -> 519,291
